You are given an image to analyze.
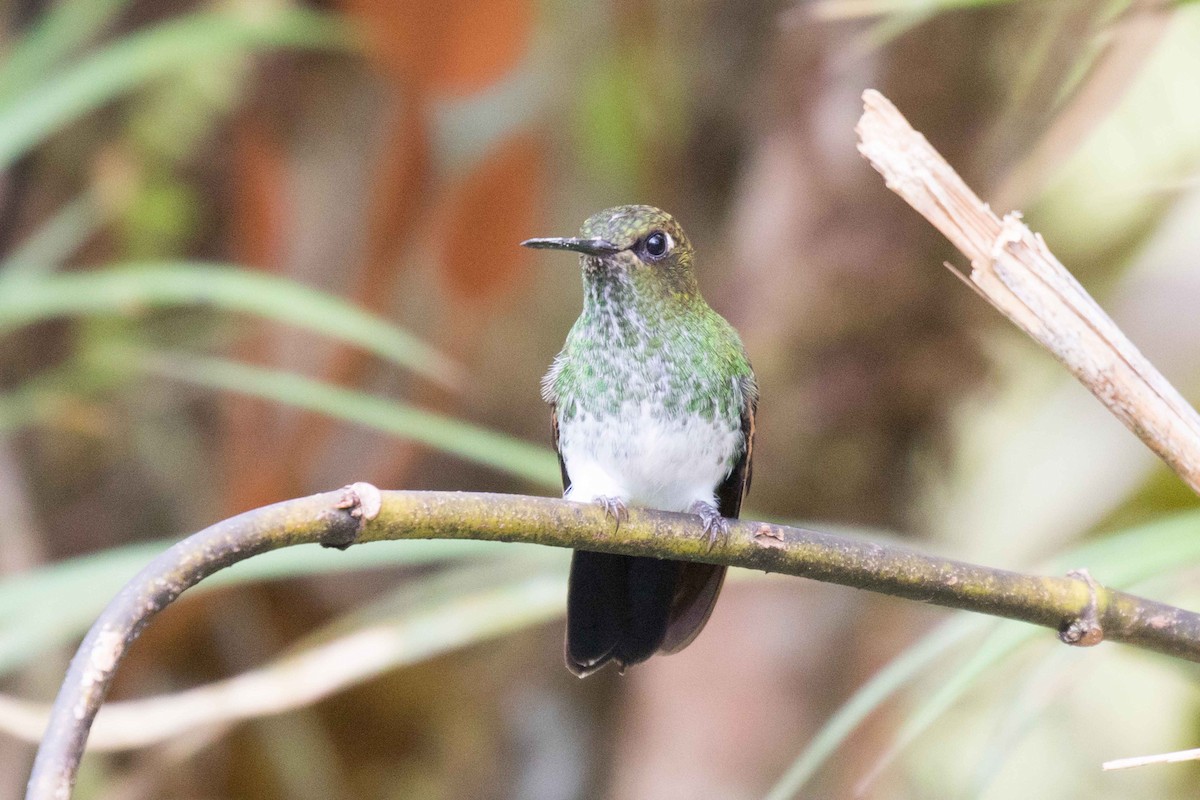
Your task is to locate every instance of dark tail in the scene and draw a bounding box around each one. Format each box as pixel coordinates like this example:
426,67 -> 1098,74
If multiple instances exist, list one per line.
565,551 -> 726,677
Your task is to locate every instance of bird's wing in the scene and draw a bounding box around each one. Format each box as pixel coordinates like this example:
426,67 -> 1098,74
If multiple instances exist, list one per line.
715,380 -> 756,519
552,406 -> 571,493
660,384 -> 756,654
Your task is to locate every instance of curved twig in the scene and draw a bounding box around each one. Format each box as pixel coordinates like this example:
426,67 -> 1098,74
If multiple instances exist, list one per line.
25,486 -> 1200,799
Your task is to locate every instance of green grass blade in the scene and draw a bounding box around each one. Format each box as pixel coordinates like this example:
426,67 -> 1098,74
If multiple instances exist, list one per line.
0,537 -> 530,620
851,623 -> 1035,795
41,559 -> 570,752
0,537 -> 559,677
961,647 -> 1079,799
314,553 -> 567,639
766,507 -> 1200,798
0,7 -> 355,169
0,0 -> 133,102
0,265 -> 463,387
1046,510 -> 1200,580
763,615 -> 989,800
120,347 -> 562,487
829,506 -> 1200,792
0,194 -> 102,280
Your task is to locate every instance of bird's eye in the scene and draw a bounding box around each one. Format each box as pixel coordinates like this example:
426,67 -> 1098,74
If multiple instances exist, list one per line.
643,231 -> 670,259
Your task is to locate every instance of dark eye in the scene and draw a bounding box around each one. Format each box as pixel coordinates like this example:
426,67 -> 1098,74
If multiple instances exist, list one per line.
643,231 -> 669,259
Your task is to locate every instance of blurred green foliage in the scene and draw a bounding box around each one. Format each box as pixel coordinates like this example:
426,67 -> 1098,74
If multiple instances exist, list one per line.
2,0 -> 1200,799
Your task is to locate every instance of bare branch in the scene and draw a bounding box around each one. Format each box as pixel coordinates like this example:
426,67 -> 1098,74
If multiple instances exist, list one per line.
856,88 -> 1200,496
24,487 -> 1200,799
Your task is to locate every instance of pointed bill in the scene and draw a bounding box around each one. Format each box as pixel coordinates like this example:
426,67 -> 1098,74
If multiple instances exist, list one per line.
520,237 -> 622,256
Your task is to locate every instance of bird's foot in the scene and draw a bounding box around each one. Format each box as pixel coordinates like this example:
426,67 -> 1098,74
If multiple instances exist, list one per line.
594,495 -> 628,532
690,501 -> 729,551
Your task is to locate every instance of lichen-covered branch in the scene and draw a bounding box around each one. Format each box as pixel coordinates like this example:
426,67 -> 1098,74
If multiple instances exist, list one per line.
856,89 -> 1200,495
25,487 -> 1200,799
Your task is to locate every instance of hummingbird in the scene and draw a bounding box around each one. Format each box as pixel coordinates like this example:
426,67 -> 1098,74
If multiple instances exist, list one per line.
523,205 -> 757,677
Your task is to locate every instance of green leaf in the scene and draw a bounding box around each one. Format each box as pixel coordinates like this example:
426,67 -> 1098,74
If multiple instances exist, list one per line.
0,194 -> 102,280
0,0 -> 133,102
0,535 -> 560,677
120,347 -> 562,488
0,265 -> 463,388
29,558 -> 571,753
0,7 -> 356,169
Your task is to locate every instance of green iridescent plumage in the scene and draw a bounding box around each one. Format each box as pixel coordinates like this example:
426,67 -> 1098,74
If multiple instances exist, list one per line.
524,204 -> 757,676
542,205 -> 755,455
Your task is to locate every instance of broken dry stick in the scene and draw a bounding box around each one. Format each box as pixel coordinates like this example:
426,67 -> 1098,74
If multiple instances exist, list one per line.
855,89 -> 1200,496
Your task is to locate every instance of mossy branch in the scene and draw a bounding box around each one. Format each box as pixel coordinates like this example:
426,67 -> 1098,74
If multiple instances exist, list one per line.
25,486 -> 1200,800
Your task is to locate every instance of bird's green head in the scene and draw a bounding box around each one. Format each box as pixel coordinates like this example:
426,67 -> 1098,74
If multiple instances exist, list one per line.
522,205 -> 699,301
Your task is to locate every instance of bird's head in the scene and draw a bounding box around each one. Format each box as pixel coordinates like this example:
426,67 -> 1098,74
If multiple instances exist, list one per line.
522,205 -> 699,301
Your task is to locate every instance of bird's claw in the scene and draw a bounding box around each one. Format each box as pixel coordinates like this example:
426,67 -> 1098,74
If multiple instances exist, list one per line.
690,501 -> 729,551
595,496 -> 628,531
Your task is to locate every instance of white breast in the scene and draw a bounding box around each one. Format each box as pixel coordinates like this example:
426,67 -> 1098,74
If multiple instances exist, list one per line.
558,403 -> 741,513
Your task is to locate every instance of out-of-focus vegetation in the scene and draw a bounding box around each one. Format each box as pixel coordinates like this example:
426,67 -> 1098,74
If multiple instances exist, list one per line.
2,0 -> 1200,798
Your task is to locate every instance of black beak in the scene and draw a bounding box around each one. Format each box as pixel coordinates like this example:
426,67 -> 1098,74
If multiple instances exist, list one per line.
520,237 -> 622,256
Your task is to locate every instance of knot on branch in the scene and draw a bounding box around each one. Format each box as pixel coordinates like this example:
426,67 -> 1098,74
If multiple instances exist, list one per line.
322,482 -> 383,550
1059,568 -> 1105,648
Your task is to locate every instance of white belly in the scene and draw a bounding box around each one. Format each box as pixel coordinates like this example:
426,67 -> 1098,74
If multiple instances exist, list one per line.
558,404 -> 741,513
